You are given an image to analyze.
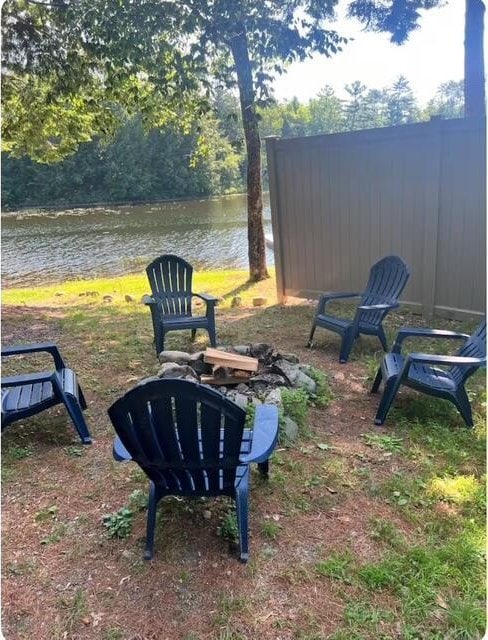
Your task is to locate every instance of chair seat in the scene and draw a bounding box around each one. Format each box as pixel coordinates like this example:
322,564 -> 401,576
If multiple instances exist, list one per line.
160,314 -> 209,329
316,314 -> 351,333
382,353 -> 457,392
316,313 -> 381,335
2,368 -> 80,417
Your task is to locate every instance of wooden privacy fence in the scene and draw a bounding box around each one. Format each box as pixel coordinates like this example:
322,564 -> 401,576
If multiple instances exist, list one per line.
266,117 -> 486,319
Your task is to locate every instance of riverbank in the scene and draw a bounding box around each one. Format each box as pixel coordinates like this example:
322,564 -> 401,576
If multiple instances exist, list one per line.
2,268 -> 277,309
2,190 -> 252,213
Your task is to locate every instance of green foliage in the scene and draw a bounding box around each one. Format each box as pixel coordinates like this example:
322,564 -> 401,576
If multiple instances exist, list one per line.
65,446 -> 85,458
307,367 -> 333,408
428,474 -> 484,506
261,520 -> 281,540
128,489 -> 148,511
368,517 -> 404,549
361,432 -> 404,453
219,508 -> 239,543
281,388 -> 309,429
102,507 -> 133,539
446,597 -> 486,639
343,601 -> 394,627
2,75 -> 463,209
315,551 -> 353,582
6,445 -> 34,460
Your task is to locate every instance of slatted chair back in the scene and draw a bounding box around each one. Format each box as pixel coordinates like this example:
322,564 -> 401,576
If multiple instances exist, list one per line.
108,379 -> 247,496
359,256 -> 410,326
451,320 -> 486,385
146,255 -> 193,316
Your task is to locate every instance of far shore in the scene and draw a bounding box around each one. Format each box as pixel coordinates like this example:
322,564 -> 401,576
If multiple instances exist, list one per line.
2,190 -> 271,213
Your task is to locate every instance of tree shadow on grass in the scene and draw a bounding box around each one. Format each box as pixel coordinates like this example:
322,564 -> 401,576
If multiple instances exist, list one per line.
221,279 -> 258,301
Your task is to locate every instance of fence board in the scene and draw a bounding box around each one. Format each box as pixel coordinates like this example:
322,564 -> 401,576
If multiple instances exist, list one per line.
266,117 -> 486,318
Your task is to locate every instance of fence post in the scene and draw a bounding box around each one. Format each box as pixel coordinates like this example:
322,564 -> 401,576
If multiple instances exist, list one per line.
421,117 -> 443,318
265,136 -> 286,303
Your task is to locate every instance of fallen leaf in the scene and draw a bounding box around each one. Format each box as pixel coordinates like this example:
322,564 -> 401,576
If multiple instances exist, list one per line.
326,487 -> 337,494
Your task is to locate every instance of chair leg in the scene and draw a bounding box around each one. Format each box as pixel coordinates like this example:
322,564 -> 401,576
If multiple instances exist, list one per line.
377,326 -> 388,352
78,384 -> 87,410
307,322 -> 316,348
374,377 -> 400,425
371,367 -> 383,393
339,330 -> 355,363
257,459 -> 269,477
191,329 -> 197,342
144,483 -> 158,560
235,482 -> 249,563
155,329 -> 165,356
453,388 -> 474,428
63,395 -> 91,444
207,314 -> 217,347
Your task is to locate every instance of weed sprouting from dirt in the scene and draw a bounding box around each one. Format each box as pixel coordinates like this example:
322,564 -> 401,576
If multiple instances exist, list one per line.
103,507 -> 133,539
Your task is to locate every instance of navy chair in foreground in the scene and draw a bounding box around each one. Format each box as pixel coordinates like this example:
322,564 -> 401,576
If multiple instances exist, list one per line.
143,255 -> 218,355
1,342 -> 91,444
371,320 -> 486,427
307,256 -> 409,363
108,378 -> 279,562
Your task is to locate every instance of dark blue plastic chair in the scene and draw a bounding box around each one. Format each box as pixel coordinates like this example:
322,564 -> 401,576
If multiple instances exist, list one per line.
108,378 -> 279,562
143,255 -> 218,355
371,320 -> 486,427
307,256 -> 410,363
1,342 -> 91,444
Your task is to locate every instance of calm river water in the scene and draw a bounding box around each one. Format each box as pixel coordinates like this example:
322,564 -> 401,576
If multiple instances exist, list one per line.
1,193 -> 273,287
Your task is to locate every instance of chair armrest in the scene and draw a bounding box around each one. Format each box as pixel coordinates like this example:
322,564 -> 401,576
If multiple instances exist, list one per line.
392,327 -> 471,353
141,294 -> 157,306
408,353 -> 486,367
193,292 -> 219,304
358,302 -> 399,311
317,292 -> 361,314
113,436 -> 133,462
1,371 -> 56,387
239,404 -> 279,465
1,342 -> 66,369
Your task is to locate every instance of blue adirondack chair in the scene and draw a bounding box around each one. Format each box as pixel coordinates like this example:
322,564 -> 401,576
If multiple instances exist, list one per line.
143,255 -> 218,355
108,378 -> 279,562
1,342 -> 91,444
307,256 -> 410,363
371,320 -> 486,427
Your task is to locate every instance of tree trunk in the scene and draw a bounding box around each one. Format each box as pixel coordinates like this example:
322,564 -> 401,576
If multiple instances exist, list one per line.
229,27 -> 269,281
464,0 -> 485,117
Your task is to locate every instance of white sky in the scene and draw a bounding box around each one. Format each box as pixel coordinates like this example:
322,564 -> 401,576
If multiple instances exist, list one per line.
274,0 -> 465,105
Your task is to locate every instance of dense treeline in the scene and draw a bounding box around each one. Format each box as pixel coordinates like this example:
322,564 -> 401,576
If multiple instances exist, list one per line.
2,77 -> 463,210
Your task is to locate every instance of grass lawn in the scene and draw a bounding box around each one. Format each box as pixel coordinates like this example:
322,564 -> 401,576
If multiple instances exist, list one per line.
2,270 -> 486,640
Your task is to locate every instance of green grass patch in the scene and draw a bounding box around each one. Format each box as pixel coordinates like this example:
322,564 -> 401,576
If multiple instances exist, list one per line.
361,432 -> 404,453
358,531 -> 485,631
428,474 -> 484,507
261,520 -> 281,540
315,551 -> 354,582
2,268 -> 277,310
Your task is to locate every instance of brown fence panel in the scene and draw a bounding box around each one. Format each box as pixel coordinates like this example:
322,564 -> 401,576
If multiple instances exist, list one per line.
266,117 -> 486,319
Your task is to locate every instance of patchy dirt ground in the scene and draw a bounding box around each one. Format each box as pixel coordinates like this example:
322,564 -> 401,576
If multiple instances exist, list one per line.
2,300 -> 485,640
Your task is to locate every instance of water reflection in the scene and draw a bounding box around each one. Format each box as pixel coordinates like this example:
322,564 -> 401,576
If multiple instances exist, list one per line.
1,193 -> 273,286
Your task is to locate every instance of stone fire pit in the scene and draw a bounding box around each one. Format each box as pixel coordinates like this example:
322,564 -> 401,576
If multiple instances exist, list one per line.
156,344 -> 319,442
